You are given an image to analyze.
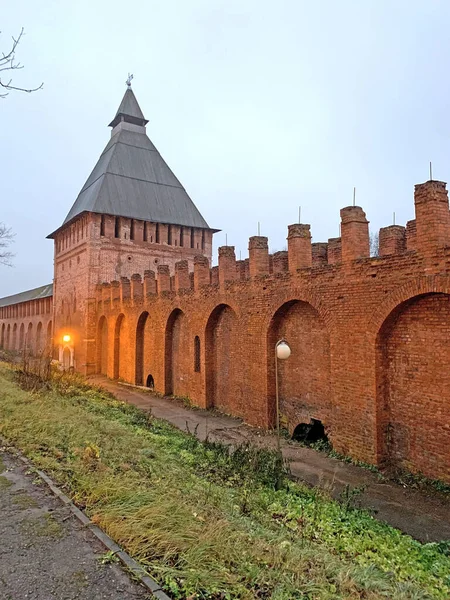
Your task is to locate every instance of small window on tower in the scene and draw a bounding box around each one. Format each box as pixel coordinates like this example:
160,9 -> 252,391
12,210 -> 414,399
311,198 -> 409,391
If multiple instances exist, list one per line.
100,215 -> 106,237
143,222 -> 148,242
190,227 -> 195,248
115,217 -> 120,238
130,219 -> 135,240
155,223 -> 160,243
180,227 -> 184,247
168,225 -> 172,245
201,230 -> 205,250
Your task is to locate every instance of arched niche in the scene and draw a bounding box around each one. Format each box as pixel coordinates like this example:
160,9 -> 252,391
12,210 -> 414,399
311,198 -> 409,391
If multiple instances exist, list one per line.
97,316 -> 108,375
165,309 -> 188,396
267,300 -> 331,433
376,293 -> 450,482
205,304 -> 238,412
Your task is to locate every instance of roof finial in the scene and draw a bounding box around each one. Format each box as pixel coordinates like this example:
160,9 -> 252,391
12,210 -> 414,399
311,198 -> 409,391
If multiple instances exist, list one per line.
126,73 -> 134,88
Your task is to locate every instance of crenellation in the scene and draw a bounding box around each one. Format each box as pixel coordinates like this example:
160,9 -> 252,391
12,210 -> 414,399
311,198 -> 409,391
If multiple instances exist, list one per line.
312,242 -> 328,266
327,237 -> 342,264
101,282 -> 111,307
272,251 -> 289,273
120,277 -> 131,302
110,280 -> 120,303
406,220 -> 417,251
144,270 -> 156,296
414,180 -> 450,253
211,265 -> 219,286
219,246 -> 237,286
194,255 -> 210,289
379,225 -> 406,256
157,265 -> 170,293
287,224 -> 312,271
340,206 -> 369,262
175,260 -> 190,290
249,236 -> 269,277
131,273 -> 143,303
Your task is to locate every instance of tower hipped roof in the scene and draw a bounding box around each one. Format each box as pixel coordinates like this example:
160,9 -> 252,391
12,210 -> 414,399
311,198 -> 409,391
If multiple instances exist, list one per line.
48,86 -> 216,238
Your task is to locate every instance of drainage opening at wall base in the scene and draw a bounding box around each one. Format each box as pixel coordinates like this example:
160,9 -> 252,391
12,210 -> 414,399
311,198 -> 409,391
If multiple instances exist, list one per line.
146,374 -> 155,389
292,419 -> 329,446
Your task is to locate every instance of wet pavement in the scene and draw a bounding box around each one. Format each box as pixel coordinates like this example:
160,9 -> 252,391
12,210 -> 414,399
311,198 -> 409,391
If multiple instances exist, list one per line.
0,449 -> 152,600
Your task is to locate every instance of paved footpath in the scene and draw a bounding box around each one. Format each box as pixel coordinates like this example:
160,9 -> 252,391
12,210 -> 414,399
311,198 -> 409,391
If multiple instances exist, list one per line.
90,377 -> 450,544
0,449 -> 152,600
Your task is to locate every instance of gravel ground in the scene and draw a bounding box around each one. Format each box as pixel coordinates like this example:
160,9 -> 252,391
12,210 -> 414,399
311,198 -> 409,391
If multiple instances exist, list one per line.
0,450 -> 153,600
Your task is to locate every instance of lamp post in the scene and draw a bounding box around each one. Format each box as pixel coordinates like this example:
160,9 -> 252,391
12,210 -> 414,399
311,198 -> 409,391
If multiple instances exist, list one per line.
275,339 -> 291,452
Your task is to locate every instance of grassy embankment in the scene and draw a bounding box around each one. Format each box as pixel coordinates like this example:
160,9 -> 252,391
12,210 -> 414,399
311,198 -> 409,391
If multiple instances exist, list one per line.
0,362 -> 449,600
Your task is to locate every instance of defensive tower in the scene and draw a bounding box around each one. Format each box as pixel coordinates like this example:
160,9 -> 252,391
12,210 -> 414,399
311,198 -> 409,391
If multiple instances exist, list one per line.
47,82 -> 216,372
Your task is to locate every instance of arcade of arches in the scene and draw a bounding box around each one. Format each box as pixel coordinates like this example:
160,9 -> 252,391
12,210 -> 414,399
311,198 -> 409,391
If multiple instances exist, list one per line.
0,318 -> 52,356
88,282 -> 450,484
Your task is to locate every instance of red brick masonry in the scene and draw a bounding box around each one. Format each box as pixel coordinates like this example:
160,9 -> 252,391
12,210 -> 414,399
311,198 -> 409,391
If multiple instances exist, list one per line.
2,180 -> 450,482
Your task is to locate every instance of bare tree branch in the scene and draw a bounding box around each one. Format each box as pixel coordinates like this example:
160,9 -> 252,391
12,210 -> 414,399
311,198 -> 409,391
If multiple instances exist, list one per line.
0,223 -> 15,266
369,230 -> 379,258
0,28 -> 43,98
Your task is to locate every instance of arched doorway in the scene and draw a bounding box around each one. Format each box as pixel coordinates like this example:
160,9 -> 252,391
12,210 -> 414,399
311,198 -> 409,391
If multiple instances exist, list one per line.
36,322 -> 43,355
205,304 -> 238,412
165,309 -> 188,396
6,324 -> 11,350
135,311 -> 149,385
113,314 -> 125,379
376,293 -> 450,482
97,316 -> 108,375
267,300 -> 331,432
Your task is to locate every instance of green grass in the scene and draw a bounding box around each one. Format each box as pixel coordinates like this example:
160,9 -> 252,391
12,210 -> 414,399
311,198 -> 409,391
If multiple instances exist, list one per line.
0,364 -> 449,599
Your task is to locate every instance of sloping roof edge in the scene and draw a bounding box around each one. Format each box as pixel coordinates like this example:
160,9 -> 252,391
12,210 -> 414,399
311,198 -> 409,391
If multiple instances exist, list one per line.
0,283 -> 53,308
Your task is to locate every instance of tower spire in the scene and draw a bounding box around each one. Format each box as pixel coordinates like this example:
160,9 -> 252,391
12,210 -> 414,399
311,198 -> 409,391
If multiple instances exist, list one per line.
108,78 -> 148,128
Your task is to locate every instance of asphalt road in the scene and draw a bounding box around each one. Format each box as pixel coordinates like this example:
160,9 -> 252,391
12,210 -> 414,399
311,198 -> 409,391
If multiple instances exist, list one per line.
0,449 -> 152,600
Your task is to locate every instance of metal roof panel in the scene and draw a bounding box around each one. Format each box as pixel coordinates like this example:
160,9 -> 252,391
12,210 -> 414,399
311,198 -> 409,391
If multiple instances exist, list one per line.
0,284 -> 53,308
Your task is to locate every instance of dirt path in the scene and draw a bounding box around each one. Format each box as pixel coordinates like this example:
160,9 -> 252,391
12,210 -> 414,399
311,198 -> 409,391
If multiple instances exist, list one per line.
0,449 -> 152,600
90,377 -> 450,544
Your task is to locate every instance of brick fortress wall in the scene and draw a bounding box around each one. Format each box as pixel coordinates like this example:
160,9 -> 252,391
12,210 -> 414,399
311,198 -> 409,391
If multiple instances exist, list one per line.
1,180 -> 450,483
92,180 -> 450,483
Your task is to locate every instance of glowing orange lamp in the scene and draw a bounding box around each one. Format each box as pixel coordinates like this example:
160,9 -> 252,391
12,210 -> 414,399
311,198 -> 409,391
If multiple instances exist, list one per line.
63,334 -> 71,343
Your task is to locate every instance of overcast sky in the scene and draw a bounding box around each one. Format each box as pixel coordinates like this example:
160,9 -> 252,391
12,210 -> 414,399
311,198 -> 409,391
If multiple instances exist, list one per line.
1,0 -> 449,296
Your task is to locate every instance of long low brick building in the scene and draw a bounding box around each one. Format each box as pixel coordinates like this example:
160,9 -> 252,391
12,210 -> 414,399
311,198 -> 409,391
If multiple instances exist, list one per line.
1,84 -> 450,483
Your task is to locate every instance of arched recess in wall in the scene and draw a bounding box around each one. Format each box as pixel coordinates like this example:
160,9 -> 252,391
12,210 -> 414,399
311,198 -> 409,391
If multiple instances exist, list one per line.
12,323 -> 17,351
267,300 -> 331,433
26,322 -> 33,355
36,322 -> 43,355
6,324 -> 11,350
18,323 -> 25,351
0,323 -> 4,348
113,314 -> 126,380
165,309 -> 188,396
62,347 -> 71,370
46,321 -> 53,355
376,293 -> 450,482
97,316 -> 108,375
135,311 -> 149,386
205,304 -> 238,412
